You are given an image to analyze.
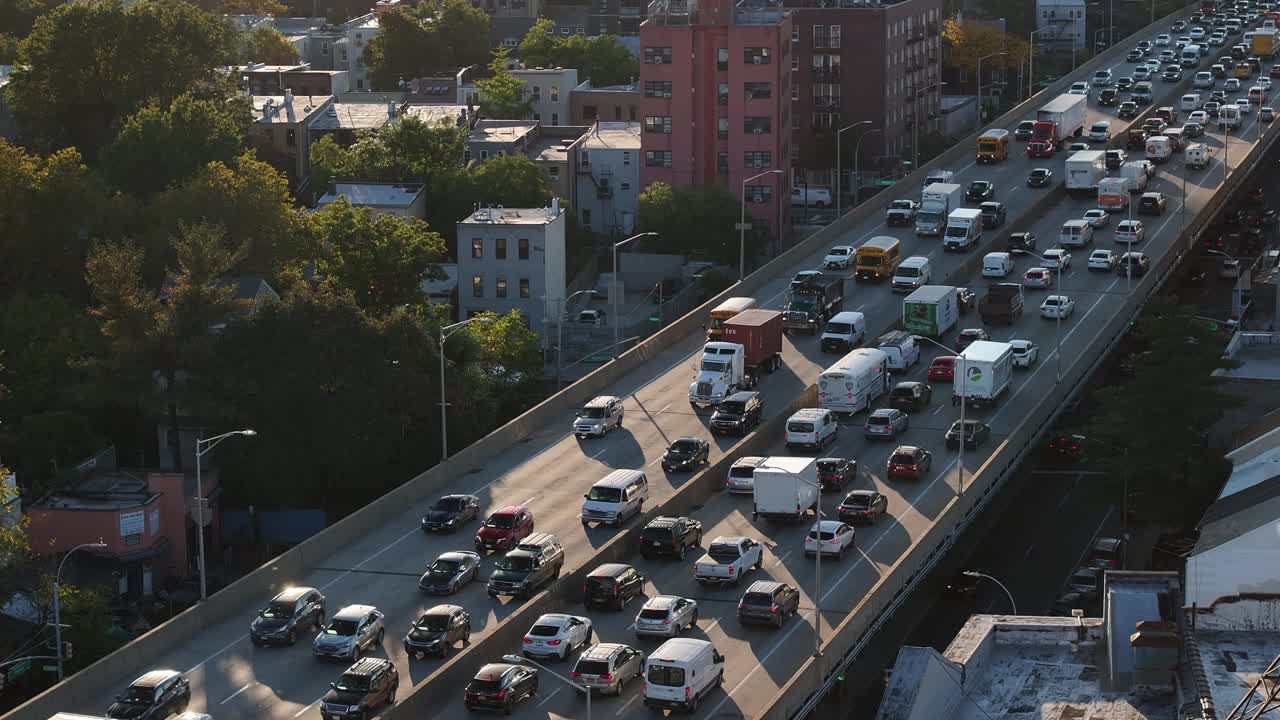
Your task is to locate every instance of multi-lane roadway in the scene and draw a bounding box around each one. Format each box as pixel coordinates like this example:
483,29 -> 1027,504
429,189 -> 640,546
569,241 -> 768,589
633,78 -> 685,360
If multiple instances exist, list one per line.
53,15 -> 1277,720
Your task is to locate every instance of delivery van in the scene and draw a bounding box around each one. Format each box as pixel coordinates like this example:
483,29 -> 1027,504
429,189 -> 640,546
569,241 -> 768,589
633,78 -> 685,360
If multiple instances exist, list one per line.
643,639 -> 726,712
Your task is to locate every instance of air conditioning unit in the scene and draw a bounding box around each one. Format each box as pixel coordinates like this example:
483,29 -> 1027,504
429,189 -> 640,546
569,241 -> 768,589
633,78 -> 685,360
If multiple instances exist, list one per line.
753,56 -> 763,64
663,159 -> 672,167
663,91 -> 672,98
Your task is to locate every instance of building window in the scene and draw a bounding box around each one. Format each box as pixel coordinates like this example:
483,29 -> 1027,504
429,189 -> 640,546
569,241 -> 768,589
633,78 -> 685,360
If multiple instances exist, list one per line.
718,117 -> 729,140
519,238 -> 530,259
644,46 -> 673,64
620,181 -> 631,190
791,144 -> 800,163
622,151 -> 631,165
534,112 -> 541,121
496,238 -> 507,259
551,86 -> 559,101
552,113 -> 558,124
717,48 -> 729,71
792,113 -> 799,129
745,82 -> 771,99
792,27 -> 799,43
744,151 -> 772,168
744,116 -> 772,134
644,116 -> 672,133
812,112 -> 836,130
471,238 -> 483,258
718,82 -> 729,105
321,41 -> 329,55
745,185 -> 773,203
629,106 -> 636,121
645,150 -> 673,167
645,80 -> 673,97
496,276 -> 508,298
792,82 -> 799,101
548,166 -> 560,180
830,25 -> 841,48
583,208 -> 592,225
480,150 -> 489,161
519,278 -> 530,298
472,274 -> 484,297
792,57 -> 799,71
532,85 -> 542,100
743,47 -> 771,64
286,129 -> 296,146
717,151 -> 729,175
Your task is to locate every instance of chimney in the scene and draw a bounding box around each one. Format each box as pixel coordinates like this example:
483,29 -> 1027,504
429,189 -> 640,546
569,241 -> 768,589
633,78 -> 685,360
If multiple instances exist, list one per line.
261,98 -> 274,121
284,88 -> 294,106
387,100 -> 397,119
551,197 -> 560,218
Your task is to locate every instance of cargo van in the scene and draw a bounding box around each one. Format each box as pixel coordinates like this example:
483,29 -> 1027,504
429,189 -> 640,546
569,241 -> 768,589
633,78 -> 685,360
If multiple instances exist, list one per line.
1145,135 -> 1173,162
818,348 -> 890,414
643,638 -> 726,712
982,252 -> 1015,278
1088,120 -> 1112,142
1183,44 -> 1203,66
1218,104 -> 1242,129
792,186 -> 832,208
581,470 -> 649,527
819,311 -> 867,353
1059,219 -> 1095,248
875,330 -> 920,372
922,169 -> 955,189
891,256 -> 932,293
1181,92 -> 1203,111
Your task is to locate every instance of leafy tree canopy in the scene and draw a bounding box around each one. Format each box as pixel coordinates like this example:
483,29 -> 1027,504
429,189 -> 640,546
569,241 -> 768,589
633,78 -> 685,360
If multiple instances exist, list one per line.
364,0 -> 490,91
0,0 -> 61,37
638,181 -> 750,265
477,47 -> 534,119
941,18 -> 1028,77
469,154 -> 552,208
237,25 -> 299,65
518,18 -> 639,87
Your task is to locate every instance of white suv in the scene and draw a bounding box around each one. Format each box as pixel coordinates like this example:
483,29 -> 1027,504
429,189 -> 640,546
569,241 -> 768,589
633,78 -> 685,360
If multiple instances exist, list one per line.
784,408 -> 838,451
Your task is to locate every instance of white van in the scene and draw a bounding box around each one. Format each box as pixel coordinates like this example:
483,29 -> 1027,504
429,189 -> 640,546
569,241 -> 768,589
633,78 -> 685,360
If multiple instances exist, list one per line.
1193,71 -> 1214,89
1182,45 -> 1202,67
581,469 -> 649,527
876,330 -> 920,371
817,348 -> 890,413
1145,135 -> 1173,163
982,252 -> 1015,278
820,311 -> 867,353
791,186 -> 832,208
922,169 -> 955,189
892,255 -> 932,292
1218,104 -> 1242,130
1088,121 -> 1112,142
784,408 -> 839,450
1059,219 -> 1094,248
642,638 -> 726,712
1181,93 -> 1203,111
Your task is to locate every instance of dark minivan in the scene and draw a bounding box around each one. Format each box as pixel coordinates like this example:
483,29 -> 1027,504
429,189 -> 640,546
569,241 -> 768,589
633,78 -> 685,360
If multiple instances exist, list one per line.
584,563 -> 646,610
710,391 -> 764,436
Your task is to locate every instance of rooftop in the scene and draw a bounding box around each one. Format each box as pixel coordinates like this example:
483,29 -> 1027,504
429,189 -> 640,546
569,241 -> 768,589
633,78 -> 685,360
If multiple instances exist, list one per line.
251,94 -> 332,124
470,120 -> 539,144
460,203 -> 563,226
270,16 -> 329,35
33,471 -> 157,511
318,182 -> 425,209
1217,332 -> 1280,380
308,100 -> 398,131
580,122 -> 642,151
401,104 -> 470,127
574,79 -> 640,94
240,63 -> 311,74
526,126 -> 589,163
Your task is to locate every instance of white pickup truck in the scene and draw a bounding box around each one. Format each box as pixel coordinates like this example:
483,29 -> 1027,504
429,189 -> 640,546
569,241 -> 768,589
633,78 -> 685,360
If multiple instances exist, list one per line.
693,536 -> 763,586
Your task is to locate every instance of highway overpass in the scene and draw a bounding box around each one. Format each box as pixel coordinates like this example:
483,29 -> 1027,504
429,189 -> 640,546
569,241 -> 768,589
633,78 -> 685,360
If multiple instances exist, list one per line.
11,6 -> 1274,720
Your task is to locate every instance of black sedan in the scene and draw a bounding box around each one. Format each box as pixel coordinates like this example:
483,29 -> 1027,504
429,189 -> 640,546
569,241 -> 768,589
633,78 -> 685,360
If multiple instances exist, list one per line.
1162,67 -> 1184,82
418,551 -> 482,595
421,494 -> 481,533
888,381 -> 933,411
1027,168 -> 1053,187
662,436 -> 710,472
1014,120 -> 1035,141
1116,76 -> 1134,91
965,180 -> 995,202
946,420 -> 992,450
838,490 -> 888,525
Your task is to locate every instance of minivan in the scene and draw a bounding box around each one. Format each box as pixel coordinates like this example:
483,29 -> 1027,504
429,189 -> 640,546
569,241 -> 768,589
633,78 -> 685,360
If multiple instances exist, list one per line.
1088,120 -> 1112,142
581,470 -> 649,527
820,310 -> 867,353
584,563 -> 646,610
891,255 -> 932,292
642,638 -> 726,713
1181,92 -> 1203,111
784,408 -> 838,450
982,252 -> 1015,278
1058,219 -> 1095,248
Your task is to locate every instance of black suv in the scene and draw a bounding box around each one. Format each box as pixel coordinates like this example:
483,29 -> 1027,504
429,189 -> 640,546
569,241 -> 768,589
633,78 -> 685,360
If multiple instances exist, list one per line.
321,658 -> 398,720
888,381 -> 932,410
251,586 -> 326,646
403,604 -> 471,659
465,663 -> 539,713
736,581 -> 801,628
487,532 -> 565,600
1099,88 -> 1119,106
945,419 -> 992,449
965,180 -> 995,202
1006,232 -> 1036,254
584,563 -> 646,610
640,516 -> 703,560
710,391 -> 764,435
106,670 -> 191,720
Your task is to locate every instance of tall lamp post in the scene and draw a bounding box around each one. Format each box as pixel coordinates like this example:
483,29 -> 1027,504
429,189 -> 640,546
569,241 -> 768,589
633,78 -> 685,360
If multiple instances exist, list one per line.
555,289 -> 596,389
757,462 -> 824,658
962,570 -> 1018,614
502,654 -> 590,720
194,429 -> 255,600
614,232 -> 658,349
836,121 -> 872,218
54,540 -> 106,680
976,52 -> 1007,106
439,317 -> 492,461
853,128 -> 883,212
1022,251 -> 1066,383
1029,29 -> 1050,101
913,334 -> 969,496
739,171 -> 783,281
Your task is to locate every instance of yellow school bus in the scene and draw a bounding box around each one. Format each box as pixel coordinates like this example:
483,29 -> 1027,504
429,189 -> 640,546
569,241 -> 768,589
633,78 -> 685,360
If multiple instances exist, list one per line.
854,236 -> 902,282
976,128 -> 1010,163
707,297 -> 757,339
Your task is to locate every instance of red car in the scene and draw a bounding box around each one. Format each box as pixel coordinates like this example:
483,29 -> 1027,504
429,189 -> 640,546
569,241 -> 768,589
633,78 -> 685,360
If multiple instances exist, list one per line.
887,445 -> 933,481
927,356 -> 957,382
474,504 -> 534,554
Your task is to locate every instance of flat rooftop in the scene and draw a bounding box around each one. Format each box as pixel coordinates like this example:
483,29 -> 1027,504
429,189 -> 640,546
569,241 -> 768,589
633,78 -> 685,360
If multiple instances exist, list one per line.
1217,332 -> 1280,380
527,135 -> 571,163
460,206 -> 560,225
402,104 -> 468,126
309,101 -> 395,131
580,122 -> 641,151
34,473 -> 157,511
318,182 -> 424,208
1195,629 -> 1280,715
470,120 -> 538,144
252,94 -> 331,124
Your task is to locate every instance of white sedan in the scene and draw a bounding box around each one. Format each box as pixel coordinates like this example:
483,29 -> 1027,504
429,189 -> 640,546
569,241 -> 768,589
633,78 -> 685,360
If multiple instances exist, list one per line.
1042,248 -> 1072,270
522,613 -> 593,661
1010,339 -> 1039,368
1083,209 -> 1111,228
1023,267 -> 1054,289
803,520 -> 856,558
1040,295 -> 1077,320
1088,249 -> 1119,271
1069,81 -> 1091,96
824,245 -> 854,269
1188,110 -> 1209,125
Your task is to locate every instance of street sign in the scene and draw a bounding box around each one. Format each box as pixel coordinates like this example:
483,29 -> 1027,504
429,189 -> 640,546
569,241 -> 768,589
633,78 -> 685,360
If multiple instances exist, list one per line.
734,223 -> 753,231
6,659 -> 30,681
190,498 -> 213,527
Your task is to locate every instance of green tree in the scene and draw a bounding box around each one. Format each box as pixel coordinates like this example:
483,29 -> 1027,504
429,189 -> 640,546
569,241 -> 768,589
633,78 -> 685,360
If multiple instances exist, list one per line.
85,225 -> 250,471
309,115 -> 470,195
51,583 -> 127,671
101,94 -> 248,197
0,462 -> 35,607
517,18 -> 639,87
364,2 -> 489,91
311,199 -> 446,314
477,48 -> 533,119
9,0 -> 233,154
638,181 -> 747,265
0,0 -> 61,37
434,0 -> 490,69
196,0 -> 287,15
941,18 -> 1029,85
460,310 -> 545,414
238,25 -> 299,65
0,33 -> 18,63
469,154 -> 552,208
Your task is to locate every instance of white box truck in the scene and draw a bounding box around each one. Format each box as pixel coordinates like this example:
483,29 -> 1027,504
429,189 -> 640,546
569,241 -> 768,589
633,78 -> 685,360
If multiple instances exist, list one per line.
902,285 -> 960,338
752,456 -> 820,521
1186,142 -> 1213,169
817,348 -> 890,413
1066,150 -> 1107,194
956,340 -> 1015,408
1098,177 -> 1130,212
1120,161 -> 1151,193
1145,135 -> 1173,163
943,208 -> 983,251
915,182 -> 963,236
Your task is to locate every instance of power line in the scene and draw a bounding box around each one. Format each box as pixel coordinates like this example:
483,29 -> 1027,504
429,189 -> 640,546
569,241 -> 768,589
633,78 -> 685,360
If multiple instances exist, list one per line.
927,650 -> 998,720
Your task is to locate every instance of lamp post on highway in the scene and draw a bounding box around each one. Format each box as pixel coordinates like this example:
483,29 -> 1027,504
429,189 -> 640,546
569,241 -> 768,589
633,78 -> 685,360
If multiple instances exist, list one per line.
1029,29 -> 1050,102
195,429 -> 255,600
1022,251 -> 1066,383
853,128 -> 882,212
739,171 -> 783,281
555,289 -> 596,390
440,316 -> 492,460
962,571 -> 1018,614
837,121 -> 872,219
912,334 -> 968,497
54,540 -> 106,680
613,232 -> 658,350
503,654 -> 590,720
758,461 -> 825,658
977,52 -> 1006,106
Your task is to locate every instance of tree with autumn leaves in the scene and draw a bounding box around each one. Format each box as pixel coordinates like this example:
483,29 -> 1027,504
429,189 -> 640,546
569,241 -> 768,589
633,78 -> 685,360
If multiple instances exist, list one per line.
942,18 -> 1029,92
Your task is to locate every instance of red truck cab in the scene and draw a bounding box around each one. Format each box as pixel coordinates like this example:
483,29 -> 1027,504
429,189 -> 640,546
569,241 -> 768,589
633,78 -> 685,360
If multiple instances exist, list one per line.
1027,121 -> 1061,157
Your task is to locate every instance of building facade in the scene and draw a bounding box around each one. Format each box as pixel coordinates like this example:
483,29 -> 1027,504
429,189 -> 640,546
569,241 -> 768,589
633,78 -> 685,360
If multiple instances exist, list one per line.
639,0 -> 792,241
456,202 -> 567,335
571,80 -> 642,124
459,66 -> 579,125
241,64 -> 351,96
575,122 -> 643,238
786,0 -> 944,191
249,92 -> 334,190
1036,0 -> 1087,52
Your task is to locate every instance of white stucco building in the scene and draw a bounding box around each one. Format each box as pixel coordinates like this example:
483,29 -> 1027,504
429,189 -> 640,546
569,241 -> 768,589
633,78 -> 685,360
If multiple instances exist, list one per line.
574,122 -> 641,238
456,201 -> 566,335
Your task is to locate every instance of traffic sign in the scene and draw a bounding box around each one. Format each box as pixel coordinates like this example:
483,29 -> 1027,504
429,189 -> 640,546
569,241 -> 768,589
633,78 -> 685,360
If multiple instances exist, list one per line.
734,223 -> 753,231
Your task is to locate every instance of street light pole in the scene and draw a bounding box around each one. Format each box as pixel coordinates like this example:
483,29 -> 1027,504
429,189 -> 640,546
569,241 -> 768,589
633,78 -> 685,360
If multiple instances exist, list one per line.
613,232 -> 657,351
503,654 -> 590,720
976,52 -> 1007,109
439,316 -> 492,460
194,429 -> 255,600
54,540 -> 106,680
1029,29 -> 1049,102
962,570 -> 1018,614
739,171 -> 782,281
853,129 -> 882,211
913,334 -> 967,496
836,121 -> 872,219
556,289 -> 595,390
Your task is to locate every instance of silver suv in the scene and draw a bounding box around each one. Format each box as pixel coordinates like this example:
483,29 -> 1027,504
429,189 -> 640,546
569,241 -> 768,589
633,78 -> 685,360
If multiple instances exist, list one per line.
313,605 -> 385,661
571,643 -> 646,696
574,396 -> 624,438
634,595 -> 699,639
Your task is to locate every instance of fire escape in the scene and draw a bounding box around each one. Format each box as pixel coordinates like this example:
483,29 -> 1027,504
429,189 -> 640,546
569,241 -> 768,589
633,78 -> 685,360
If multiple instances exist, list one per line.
577,157 -> 619,238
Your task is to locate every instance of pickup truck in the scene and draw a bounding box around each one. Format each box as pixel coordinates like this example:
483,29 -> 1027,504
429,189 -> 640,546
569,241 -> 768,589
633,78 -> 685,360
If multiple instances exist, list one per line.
693,536 -> 763,586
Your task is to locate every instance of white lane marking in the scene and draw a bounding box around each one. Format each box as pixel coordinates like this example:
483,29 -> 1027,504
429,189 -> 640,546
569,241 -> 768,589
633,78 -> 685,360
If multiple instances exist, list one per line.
591,449 -> 608,460
1024,544 -> 1036,559
522,496 -> 539,506
772,550 -> 793,567
932,405 -> 944,415
220,682 -> 255,704
293,698 -> 322,717
657,403 -> 671,414
1060,508 -> 1115,588
702,619 -> 720,635
537,687 -> 562,707
616,693 -> 641,716
1057,492 -> 1071,510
